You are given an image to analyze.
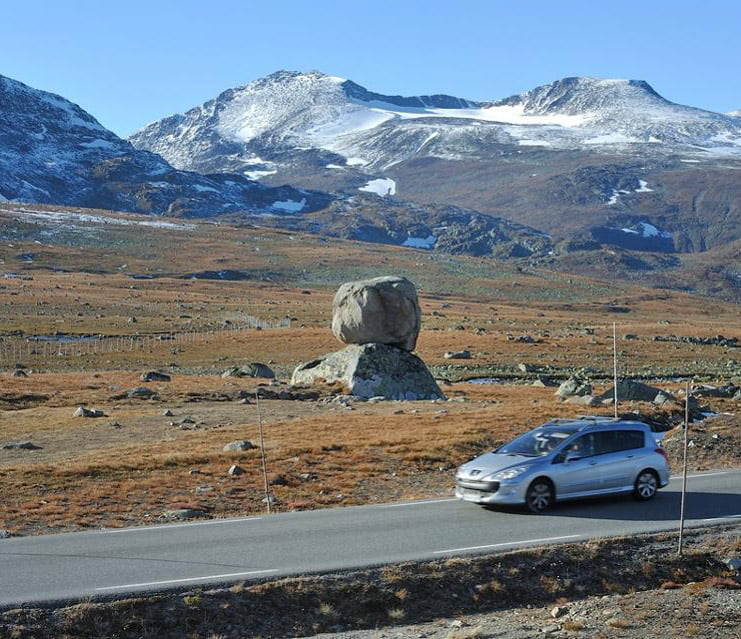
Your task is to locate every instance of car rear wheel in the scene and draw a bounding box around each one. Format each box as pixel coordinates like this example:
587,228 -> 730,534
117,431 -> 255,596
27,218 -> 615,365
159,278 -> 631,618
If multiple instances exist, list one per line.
526,479 -> 554,513
633,470 -> 658,501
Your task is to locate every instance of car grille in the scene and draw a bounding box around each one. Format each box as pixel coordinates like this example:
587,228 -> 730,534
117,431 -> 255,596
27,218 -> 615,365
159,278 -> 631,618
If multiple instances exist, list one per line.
456,479 -> 500,493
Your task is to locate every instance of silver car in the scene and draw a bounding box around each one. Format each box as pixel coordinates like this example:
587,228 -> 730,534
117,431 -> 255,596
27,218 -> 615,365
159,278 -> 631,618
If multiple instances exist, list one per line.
455,417 -> 670,512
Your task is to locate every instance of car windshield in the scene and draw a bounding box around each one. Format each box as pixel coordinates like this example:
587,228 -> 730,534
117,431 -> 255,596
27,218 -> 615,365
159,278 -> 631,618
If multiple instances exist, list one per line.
497,428 -> 576,457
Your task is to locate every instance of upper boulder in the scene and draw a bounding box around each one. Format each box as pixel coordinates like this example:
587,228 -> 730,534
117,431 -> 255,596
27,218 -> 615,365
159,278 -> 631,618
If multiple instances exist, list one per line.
331,276 -> 421,352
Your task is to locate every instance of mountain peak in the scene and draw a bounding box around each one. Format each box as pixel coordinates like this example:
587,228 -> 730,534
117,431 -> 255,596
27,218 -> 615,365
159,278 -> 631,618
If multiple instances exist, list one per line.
493,76 -> 668,115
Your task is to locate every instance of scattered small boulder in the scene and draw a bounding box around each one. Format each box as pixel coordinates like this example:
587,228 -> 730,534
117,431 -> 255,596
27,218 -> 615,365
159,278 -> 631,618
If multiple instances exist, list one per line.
140,371 -> 171,382
0,530 -> 11,539
555,376 -> 592,400
566,395 -> 601,406
444,350 -> 472,360
11,369 -> 27,377
223,440 -> 256,452
2,441 -> 42,450
597,380 -> 675,404
725,557 -> 741,572
228,464 -> 245,476
518,363 -> 538,373
162,409 -> 174,416
73,406 -> 106,418
221,363 -> 275,379
126,387 -> 159,400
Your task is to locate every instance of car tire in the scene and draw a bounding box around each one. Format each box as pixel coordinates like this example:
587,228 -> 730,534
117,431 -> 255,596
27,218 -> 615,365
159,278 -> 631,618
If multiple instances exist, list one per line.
525,478 -> 554,513
633,470 -> 659,501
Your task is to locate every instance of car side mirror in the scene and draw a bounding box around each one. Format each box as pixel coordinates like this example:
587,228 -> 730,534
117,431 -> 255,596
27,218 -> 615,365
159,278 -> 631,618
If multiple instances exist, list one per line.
553,452 -> 567,464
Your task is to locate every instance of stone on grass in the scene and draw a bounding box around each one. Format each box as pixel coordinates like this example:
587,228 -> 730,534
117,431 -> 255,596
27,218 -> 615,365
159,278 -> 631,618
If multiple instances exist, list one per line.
555,377 -> 592,400
223,440 -> 256,452
2,441 -> 42,450
725,557 -> 741,571
140,371 -> 171,382
565,395 -> 601,406
228,464 -> 245,476
292,343 -> 444,401
221,363 -> 275,379
162,409 -> 174,416
597,380 -> 675,404
11,369 -> 27,377
0,530 -> 11,539
127,386 -> 158,399
331,276 -> 421,352
444,350 -> 472,360
73,406 -> 105,418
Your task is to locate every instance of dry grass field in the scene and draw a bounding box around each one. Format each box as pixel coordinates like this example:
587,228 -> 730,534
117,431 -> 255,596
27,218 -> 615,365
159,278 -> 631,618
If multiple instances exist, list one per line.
0,204 -> 739,536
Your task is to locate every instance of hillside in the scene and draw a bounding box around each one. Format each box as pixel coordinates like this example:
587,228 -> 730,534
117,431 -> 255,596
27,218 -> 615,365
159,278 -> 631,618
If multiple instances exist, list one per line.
0,74 -> 329,218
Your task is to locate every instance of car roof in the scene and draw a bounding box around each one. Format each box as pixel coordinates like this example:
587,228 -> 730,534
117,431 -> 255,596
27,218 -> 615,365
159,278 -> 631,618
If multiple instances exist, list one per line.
540,417 -> 649,433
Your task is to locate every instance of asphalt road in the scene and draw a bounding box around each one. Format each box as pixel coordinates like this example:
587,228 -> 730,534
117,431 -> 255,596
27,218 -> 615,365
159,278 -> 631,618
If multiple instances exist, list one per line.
1,470 -> 740,608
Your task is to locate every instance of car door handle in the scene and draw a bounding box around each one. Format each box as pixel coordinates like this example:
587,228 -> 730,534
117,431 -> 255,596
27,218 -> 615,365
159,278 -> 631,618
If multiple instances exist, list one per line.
625,455 -> 635,459
589,462 -> 598,466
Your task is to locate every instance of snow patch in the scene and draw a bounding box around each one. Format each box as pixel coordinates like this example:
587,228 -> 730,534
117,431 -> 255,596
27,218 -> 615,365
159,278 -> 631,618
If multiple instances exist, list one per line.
346,157 -> 367,166
244,169 -> 277,180
193,184 -> 219,193
271,198 -> 306,213
402,235 -> 437,249
635,180 -> 653,193
584,133 -> 640,145
3,207 -> 196,230
359,178 -> 396,197
79,139 -> 119,150
517,139 -> 551,147
621,222 -> 671,239
325,164 -> 344,169
606,189 -> 631,205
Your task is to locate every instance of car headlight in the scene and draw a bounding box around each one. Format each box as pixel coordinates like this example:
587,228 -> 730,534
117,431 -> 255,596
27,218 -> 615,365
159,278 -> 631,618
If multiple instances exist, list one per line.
488,466 -> 529,481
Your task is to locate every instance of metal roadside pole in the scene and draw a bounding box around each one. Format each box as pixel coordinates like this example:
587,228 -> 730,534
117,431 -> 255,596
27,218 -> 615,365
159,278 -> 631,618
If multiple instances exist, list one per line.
678,380 -> 691,556
256,390 -> 272,514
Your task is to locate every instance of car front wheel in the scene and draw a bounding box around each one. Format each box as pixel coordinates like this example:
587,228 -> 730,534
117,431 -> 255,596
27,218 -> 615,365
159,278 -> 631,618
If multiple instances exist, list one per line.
633,470 -> 658,501
526,479 -> 554,513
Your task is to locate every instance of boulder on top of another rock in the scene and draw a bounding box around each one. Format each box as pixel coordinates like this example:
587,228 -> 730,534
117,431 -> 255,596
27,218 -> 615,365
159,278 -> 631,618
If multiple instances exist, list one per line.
331,276 -> 421,352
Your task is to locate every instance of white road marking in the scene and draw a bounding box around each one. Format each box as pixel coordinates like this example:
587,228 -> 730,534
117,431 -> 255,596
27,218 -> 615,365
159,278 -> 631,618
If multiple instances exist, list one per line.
102,517 -> 263,533
433,534 -> 580,554
95,569 -> 278,591
381,498 -> 457,508
701,514 -> 741,522
670,472 -> 729,480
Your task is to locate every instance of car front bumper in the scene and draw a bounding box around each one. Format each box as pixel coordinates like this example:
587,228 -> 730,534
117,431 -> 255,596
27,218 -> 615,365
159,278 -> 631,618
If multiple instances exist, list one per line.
454,479 -> 527,505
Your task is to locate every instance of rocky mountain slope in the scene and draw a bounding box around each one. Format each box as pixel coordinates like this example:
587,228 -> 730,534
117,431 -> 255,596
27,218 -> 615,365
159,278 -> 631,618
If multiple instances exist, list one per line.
131,71 -> 741,255
0,74 -> 329,218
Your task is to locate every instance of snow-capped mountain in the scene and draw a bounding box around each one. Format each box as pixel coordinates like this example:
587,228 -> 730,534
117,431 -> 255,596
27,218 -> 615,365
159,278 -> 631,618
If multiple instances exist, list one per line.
0,74 -> 328,216
131,71 -> 741,178
728,109 -> 741,118
129,71 -> 741,254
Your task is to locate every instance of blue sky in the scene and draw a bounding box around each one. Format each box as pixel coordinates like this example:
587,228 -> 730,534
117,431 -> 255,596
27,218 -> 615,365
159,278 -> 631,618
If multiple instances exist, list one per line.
2,0 -> 740,136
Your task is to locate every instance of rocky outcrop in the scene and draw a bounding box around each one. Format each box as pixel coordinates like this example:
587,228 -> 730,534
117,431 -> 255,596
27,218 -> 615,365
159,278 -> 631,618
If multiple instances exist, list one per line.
291,343 -> 444,401
331,276 -> 421,351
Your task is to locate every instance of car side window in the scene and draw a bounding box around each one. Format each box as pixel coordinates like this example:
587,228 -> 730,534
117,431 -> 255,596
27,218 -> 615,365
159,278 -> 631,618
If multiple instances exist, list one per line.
595,430 -> 644,454
565,434 -> 595,458
614,430 -> 644,451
